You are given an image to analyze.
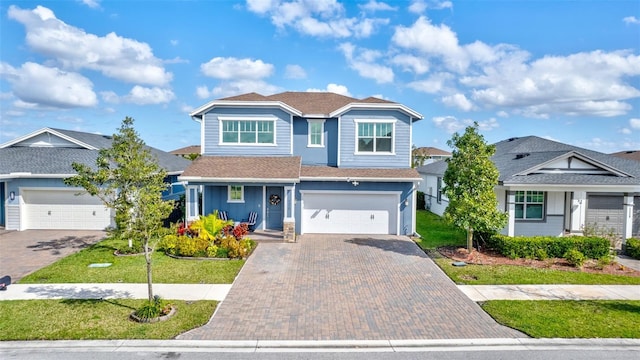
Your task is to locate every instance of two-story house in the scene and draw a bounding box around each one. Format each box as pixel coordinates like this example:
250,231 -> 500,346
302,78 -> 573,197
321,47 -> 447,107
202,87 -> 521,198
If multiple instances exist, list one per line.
180,92 -> 423,241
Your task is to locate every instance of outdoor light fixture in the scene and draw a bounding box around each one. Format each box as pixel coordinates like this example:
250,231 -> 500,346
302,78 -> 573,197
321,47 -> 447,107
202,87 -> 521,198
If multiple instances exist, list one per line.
9,191 -> 15,201
404,199 -> 409,206
351,181 -> 359,186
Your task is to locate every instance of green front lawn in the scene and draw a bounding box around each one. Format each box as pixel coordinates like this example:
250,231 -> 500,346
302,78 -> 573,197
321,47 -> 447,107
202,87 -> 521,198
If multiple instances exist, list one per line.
414,210 -> 466,249
20,237 -> 245,284
483,300 -> 640,338
0,299 -> 217,340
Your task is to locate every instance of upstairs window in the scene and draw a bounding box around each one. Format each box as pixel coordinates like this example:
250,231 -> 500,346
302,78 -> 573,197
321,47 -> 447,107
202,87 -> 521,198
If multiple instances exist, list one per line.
307,119 -> 325,147
221,118 -> 275,145
356,120 -> 394,153
514,191 -> 544,220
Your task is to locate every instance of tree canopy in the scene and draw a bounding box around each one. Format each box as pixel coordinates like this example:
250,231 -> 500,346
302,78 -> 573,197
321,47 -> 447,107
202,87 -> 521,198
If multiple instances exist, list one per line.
443,123 -> 507,252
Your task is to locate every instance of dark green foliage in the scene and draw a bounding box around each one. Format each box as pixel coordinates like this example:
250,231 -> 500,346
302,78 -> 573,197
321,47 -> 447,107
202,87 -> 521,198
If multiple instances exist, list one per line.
488,234 -> 610,260
416,191 -> 426,210
563,249 -> 586,268
625,238 -> 640,260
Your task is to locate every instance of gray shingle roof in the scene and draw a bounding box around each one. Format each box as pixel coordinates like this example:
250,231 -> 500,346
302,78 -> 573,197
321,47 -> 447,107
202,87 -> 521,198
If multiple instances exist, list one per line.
0,128 -> 190,176
417,136 -> 640,186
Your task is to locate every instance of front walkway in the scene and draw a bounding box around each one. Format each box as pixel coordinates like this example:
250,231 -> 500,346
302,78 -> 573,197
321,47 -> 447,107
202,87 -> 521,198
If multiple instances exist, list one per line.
178,234 -> 523,340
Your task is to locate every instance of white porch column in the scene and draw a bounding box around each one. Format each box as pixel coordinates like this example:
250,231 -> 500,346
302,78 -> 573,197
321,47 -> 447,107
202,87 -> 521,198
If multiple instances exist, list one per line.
622,194 -> 634,241
570,191 -> 587,234
507,191 -> 516,237
283,184 -> 296,242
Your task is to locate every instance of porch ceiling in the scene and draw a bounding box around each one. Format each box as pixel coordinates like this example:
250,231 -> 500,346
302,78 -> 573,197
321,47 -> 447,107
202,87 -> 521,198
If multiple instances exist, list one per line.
180,156 -> 301,183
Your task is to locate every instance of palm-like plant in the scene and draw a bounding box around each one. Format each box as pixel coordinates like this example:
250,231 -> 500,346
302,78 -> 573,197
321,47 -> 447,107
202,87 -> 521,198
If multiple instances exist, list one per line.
189,210 -> 233,241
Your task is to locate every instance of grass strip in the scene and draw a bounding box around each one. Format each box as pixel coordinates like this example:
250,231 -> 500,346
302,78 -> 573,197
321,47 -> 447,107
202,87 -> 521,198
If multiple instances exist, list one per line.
19,237 -> 244,284
0,299 -> 217,340
482,300 -> 640,338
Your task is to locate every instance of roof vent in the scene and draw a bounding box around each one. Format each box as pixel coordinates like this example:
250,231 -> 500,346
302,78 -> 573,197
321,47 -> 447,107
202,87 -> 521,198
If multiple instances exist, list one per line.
515,153 -> 530,159
507,137 -> 518,142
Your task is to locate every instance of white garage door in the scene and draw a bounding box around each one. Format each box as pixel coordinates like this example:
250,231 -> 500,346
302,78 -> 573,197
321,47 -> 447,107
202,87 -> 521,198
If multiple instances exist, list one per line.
23,189 -> 112,230
302,192 -> 398,235
586,195 -> 624,236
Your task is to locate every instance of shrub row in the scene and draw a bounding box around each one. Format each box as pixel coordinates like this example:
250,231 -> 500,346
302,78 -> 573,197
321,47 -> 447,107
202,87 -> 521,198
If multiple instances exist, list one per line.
625,238 -> 640,260
488,234 -> 610,260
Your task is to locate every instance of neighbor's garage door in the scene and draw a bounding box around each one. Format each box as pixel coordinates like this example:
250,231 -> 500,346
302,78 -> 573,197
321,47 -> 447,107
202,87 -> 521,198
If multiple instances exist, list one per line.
302,192 -> 398,235
23,189 -> 112,230
586,195 -> 623,235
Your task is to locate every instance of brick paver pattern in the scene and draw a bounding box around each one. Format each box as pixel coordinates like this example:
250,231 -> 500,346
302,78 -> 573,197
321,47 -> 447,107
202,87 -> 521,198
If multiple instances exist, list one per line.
179,235 -> 523,340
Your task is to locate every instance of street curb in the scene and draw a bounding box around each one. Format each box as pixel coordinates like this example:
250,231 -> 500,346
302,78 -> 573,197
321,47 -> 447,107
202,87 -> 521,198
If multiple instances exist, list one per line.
2,338 -> 640,353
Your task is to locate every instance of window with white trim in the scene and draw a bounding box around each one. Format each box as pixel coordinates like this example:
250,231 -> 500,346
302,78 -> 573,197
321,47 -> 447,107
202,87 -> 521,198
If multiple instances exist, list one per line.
221,119 -> 275,144
228,185 -> 244,203
356,121 -> 394,153
514,191 -> 544,220
307,119 -> 324,147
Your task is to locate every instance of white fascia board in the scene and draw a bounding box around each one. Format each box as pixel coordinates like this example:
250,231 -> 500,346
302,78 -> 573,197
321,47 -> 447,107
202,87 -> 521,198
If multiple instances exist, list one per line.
0,128 -> 98,150
189,101 -> 303,118
178,176 -> 300,184
0,173 -> 77,179
515,151 -> 633,178
501,183 -> 640,193
329,103 -> 423,120
299,176 -> 422,182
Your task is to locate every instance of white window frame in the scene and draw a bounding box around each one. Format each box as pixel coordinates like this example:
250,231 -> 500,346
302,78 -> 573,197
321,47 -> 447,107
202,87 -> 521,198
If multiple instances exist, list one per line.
227,185 -> 245,203
307,119 -> 325,147
219,116 -> 277,146
514,190 -> 545,220
354,119 -> 396,155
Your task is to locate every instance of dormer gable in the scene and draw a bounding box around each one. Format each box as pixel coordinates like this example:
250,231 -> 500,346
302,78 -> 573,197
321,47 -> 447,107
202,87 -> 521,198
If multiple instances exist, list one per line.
0,128 -> 99,150
515,151 -> 633,177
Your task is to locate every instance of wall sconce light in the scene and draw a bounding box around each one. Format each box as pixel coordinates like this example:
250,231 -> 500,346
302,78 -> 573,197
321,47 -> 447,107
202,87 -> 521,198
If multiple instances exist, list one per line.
404,199 -> 409,206
351,181 -> 359,186
9,191 -> 15,201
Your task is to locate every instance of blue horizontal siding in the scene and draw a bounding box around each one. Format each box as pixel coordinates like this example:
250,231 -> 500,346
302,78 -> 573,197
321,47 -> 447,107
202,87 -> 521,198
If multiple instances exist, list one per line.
202,107 -> 292,156
292,117 -> 338,166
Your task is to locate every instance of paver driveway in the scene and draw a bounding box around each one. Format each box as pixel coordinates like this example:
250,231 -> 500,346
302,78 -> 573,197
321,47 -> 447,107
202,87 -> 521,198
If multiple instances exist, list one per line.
179,234 -> 523,340
0,230 -> 105,282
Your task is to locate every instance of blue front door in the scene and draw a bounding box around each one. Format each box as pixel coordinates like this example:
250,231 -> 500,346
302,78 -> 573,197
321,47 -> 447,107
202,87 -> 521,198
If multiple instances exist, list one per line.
266,186 -> 283,230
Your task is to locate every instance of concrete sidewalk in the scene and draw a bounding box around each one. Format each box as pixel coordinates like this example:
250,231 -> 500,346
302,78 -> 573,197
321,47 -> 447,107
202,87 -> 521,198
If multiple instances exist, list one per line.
1,283 -> 638,302
0,283 -> 231,301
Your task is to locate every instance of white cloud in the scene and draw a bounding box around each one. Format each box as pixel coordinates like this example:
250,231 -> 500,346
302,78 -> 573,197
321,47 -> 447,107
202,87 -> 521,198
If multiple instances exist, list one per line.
285,64 -> 307,79
8,5 -> 172,86
124,86 -> 175,105
211,80 -> 282,98
80,0 -> 101,9
201,57 -> 274,80
306,83 -> 351,96
196,86 -> 212,99
621,128 -> 632,135
339,42 -> 394,84
408,0 -> 427,14
359,0 -> 397,12
432,115 -> 498,134
630,118 -> 640,129
623,16 -> 640,25
407,72 -> 453,94
0,62 -> 97,108
441,93 -> 473,111
245,0 -> 388,38
391,54 -> 429,74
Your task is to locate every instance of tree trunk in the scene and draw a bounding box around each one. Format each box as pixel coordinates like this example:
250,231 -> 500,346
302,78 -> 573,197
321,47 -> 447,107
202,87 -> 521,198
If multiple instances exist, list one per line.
467,228 -> 474,253
145,242 -> 153,303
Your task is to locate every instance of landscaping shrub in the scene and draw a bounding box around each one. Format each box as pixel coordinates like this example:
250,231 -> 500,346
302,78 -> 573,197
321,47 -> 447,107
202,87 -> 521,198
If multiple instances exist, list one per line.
625,238 -> 640,260
488,234 -> 610,260
564,249 -> 585,268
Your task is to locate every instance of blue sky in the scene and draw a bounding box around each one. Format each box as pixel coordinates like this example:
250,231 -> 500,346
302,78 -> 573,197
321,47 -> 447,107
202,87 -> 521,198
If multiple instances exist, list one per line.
1,0 -> 639,153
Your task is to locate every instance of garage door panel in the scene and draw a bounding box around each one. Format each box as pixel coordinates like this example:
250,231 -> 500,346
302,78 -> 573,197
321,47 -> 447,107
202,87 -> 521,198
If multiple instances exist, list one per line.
586,195 -> 623,236
302,192 -> 397,235
23,190 -> 112,230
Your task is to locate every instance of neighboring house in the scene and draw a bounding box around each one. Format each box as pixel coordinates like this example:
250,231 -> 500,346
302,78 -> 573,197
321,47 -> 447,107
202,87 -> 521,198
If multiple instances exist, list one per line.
179,91 -> 423,240
418,136 -> 640,241
170,145 -> 201,160
0,128 -> 190,231
611,150 -> 640,162
412,146 -> 451,167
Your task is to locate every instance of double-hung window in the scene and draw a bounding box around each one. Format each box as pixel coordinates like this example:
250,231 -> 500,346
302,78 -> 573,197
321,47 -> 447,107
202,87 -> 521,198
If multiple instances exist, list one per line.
514,191 -> 544,220
307,119 -> 325,147
356,120 -> 394,153
228,185 -> 244,203
221,118 -> 275,145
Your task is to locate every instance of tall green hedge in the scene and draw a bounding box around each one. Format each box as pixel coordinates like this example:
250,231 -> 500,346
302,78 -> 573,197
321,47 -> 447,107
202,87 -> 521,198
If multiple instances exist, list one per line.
488,234 -> 610,259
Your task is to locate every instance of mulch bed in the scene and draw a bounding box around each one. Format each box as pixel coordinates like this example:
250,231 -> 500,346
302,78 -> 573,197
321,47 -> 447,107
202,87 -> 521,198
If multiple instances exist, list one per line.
438,246 -> 640,277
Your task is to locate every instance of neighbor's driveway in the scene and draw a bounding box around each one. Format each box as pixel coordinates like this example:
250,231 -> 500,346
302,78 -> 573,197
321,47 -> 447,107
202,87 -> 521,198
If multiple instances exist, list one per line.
179,234 -> 523,340
0,230 -> 106,283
